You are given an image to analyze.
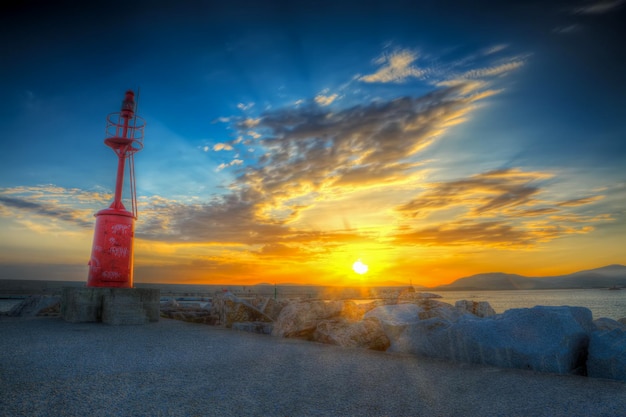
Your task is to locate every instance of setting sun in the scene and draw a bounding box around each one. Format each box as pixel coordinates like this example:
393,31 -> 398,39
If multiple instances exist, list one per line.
352,259 -> 369,275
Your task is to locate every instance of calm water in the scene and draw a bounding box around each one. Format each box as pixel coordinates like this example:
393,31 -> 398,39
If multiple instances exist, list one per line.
435,289 -> 626,320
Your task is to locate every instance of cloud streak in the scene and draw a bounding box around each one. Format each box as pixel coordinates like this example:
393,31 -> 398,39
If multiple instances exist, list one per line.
359,49 -> 426,83
572,0 -> 624,14
228,81 -> 499,225
393,168 -> 610,247
396,169 -> 552,218
0,186 -> 111,231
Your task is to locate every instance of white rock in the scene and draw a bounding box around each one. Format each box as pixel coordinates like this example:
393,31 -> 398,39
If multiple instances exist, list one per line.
392,306 -> 594,375
313,317 -> 390,351
271,300 -> 343,338
455,300 -> 496,318
364,302 -> 464,343
364,304 -> 423,326
211,292 -> 272,328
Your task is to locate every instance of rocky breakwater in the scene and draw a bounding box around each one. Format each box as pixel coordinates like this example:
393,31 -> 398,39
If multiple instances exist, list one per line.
371,304 -> 593,375
270,295 -> 626,382
158,290 -> 626,382
271,299 -> 391,350
160,292 -> 289,334
2,295 -> 61,317
160,299 -> 217,325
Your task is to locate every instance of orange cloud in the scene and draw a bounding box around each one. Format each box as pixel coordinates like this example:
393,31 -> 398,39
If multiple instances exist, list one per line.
396,168 -> 552,218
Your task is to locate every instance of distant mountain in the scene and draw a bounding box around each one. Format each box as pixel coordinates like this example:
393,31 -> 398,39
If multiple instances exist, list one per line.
433,273 -> 535,291
571,264 -> 626,277
431,264 -> 626,291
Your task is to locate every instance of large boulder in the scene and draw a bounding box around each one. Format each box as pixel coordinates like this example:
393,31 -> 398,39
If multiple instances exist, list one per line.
247,297 -> 288,321
392,306 -> 594,375
211,292 -> 272,328
271,300 -> 343,338
365,303 -> 423,324
455,300 -> 496,318
259,298 -> 289,321
587,329 -> 626,381
416,299 -> 466,321
313,317 -> 390,351
364,300 -> 461,326
363,302 -> 464,343
339,300 -> 387,322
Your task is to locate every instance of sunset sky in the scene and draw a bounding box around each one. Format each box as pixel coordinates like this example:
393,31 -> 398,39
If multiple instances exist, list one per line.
1,0 -> 624,287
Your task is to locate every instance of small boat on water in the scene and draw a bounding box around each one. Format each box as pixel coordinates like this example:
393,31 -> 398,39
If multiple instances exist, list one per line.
608,285 -> 621,290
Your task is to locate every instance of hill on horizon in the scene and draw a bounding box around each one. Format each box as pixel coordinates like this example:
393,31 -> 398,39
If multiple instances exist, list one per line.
431,264 -> 626,291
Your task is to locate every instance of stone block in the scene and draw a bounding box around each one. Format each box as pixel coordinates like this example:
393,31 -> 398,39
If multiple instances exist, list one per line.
61,287 -> 104,323
587,329 -> 626,381
61,287 -> 160,325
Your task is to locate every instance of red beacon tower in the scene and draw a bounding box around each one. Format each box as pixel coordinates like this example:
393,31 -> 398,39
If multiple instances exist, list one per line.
87,90 -> 145,288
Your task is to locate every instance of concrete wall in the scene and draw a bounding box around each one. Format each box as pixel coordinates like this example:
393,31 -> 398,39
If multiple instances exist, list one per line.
61,287 -> 160,325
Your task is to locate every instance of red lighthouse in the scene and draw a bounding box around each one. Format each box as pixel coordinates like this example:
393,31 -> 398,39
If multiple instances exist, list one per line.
87,90 -> 145,288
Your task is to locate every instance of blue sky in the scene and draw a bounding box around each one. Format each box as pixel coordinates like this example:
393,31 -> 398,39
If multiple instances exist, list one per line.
0,0 -> 624,285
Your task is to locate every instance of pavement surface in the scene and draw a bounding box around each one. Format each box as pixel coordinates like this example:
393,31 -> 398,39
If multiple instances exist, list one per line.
1,316 -> 625,417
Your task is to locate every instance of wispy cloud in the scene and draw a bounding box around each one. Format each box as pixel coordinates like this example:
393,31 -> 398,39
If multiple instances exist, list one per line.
455,60 -> 525,80
314,91 -> 339,106
213,143 -> 233,151
553,24 -> 583,34
572,0 -> 624,14
482,44 -> 509,55
0,186 -> 110,231
229,81 -> 496,223
359,49 -> 426,83
556,0 -> 624,35
392,220 -> 539,248
0,195 -> 93,229
237,102 -> 254,111
215,159 -> 243,172
365,43 -> 527,89
393,168 -> 609,247
396,169 -> 552,218
557,195 -> 604,206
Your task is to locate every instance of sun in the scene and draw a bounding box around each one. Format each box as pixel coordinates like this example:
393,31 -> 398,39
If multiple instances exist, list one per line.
352,259 -> 369,275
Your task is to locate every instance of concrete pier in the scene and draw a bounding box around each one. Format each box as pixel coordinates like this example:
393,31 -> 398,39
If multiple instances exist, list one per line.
61,287 -> 160,325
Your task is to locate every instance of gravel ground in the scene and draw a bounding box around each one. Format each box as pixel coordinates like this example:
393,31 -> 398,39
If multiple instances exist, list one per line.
1,317 -> 625,417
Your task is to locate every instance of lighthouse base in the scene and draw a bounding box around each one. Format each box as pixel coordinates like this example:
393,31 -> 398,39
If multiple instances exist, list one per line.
61,287 -> 160,325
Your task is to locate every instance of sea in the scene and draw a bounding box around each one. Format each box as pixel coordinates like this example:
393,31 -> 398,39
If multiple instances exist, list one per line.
1,286 -> 625,320
434,288 -> 626,320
